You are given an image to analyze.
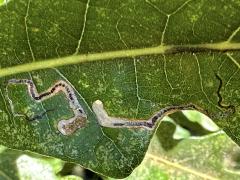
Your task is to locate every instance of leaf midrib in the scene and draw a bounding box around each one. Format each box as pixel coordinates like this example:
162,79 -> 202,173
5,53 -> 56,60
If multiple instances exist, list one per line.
1,41 -> 240,78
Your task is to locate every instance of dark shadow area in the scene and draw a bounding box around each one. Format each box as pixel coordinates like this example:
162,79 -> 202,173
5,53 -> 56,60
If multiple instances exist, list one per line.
156,121 -> 181,151
83,169 -> 104,180
169,111 -> 212,136
58,162 -> 76,176
157,111 -> 216,151
58,162 -> 103,180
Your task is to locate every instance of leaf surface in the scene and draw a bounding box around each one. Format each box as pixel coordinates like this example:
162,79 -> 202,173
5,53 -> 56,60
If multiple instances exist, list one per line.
115,130 -> 240,180
0,0 -> 239,178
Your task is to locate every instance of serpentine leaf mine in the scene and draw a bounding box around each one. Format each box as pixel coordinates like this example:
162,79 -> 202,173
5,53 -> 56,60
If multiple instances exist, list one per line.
92,100 -> 205,129
7,79 -> 87,135
7,79 -> 205,135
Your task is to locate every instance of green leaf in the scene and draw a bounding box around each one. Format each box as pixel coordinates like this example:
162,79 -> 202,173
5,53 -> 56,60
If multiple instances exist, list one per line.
0,0 -> 239,178
114,130 -> 240,180
0,146 -> 66,180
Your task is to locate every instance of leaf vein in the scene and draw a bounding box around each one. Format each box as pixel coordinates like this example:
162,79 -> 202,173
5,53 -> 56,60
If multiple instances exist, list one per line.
74,0 -> 90,55
24,0 -> 35,61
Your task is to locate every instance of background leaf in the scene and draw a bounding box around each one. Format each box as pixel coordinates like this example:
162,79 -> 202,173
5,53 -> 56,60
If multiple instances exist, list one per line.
0,146 -> 69,180
0,0 -> 239,178
114,130 -> 240,180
